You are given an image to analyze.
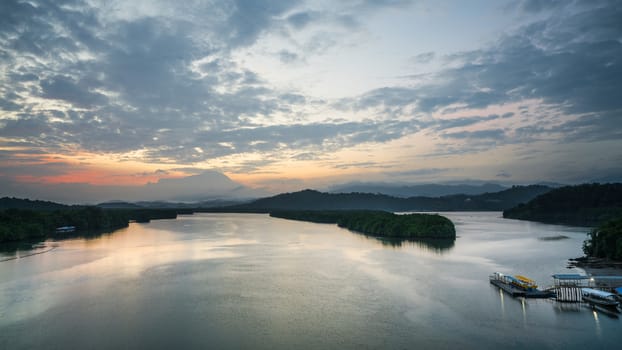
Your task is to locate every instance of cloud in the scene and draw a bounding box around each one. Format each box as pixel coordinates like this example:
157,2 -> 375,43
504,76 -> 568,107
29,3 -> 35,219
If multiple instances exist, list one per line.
278,50 -> 299,63
286,11 -> 318,29
433,114 -> 503,131
412,52 -> 435,64
341,0 -> 622,145
496,170 -> 512,178
40,76 -> 108,107
0,0 -> 428,168
442,129 -> 506,140
515,0 -> 566,13
386,168 -> 455,177
221,0 -> 302,47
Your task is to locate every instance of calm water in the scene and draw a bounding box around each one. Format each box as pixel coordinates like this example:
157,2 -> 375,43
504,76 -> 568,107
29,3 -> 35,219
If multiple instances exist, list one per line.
0,212 -> 619,349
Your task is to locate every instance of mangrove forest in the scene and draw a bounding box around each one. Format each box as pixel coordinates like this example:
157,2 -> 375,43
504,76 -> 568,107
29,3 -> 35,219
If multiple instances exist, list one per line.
270,210 -> 456,239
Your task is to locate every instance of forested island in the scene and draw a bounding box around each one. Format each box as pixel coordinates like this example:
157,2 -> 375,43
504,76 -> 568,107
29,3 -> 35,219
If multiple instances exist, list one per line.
270,210 -> 456,239
503,183 -> 622,226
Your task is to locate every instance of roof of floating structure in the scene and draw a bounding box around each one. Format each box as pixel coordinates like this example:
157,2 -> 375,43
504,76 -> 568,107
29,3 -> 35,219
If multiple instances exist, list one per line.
591,276 -> 622,280
552,274 -> 590,280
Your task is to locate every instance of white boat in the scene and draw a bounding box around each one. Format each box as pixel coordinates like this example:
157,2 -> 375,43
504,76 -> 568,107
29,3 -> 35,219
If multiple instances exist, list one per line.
582,288 -> 620,308
55,226 -> 76,233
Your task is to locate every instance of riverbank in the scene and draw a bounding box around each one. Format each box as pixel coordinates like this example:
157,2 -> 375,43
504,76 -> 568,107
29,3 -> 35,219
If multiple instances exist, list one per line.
569,257 -> 622,275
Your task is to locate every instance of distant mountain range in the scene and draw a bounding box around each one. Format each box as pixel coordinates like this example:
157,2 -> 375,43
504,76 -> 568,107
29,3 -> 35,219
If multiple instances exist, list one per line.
2,185 -> 553,213
328,182 -> 508,197
211,185 -> 552,212
97,199 -> 244,209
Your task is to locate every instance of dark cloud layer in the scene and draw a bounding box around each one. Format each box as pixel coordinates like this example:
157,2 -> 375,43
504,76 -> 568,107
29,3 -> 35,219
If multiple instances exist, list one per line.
0,0 -> 423,166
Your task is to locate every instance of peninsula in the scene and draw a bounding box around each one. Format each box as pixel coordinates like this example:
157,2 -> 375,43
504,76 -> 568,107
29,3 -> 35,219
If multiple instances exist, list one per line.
503,183 -> 622,226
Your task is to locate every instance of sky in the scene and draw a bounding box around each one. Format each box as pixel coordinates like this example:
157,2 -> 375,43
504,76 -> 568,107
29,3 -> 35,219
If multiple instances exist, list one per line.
1,0 -> 621,203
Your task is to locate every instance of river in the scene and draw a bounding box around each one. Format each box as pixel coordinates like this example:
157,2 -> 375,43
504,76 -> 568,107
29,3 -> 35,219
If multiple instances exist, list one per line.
0,212 -> 619,349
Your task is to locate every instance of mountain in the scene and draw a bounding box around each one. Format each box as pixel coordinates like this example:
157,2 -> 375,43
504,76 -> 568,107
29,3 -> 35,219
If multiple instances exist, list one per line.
211,185 -> 552,212
328,182 -> 507,197
96,201 -> 143,209
97,199 -> 246,209
503,183 -> 622,226
0,170 -> 265,204
141,171 -> 263,202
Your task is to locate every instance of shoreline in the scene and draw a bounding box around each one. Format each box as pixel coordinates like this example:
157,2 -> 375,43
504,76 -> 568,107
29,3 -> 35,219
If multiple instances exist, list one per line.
568,257 -> 622,276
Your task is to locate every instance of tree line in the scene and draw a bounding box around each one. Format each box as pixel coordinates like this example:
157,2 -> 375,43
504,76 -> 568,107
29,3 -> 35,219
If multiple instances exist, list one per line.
582,214 -> 622,261
503,183 -> 622,226
0,207 -> 188,243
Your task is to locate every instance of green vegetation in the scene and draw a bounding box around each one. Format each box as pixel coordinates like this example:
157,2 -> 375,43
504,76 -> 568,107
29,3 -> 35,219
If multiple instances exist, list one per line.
0,197 -> 69,210
503,183 -> 622,226
270,210 -> 456,239
0,206 -> 186,243
582,215 -> 622,260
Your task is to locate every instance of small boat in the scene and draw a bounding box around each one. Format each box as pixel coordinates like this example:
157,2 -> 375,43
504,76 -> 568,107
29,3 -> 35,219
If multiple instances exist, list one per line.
55,226 -> 76,233
582,288 -> 620,308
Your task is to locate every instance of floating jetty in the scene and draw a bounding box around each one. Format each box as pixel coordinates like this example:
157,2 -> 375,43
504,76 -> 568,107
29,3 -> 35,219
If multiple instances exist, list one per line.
489,272 -> 555,298
552,274 -> 589,302
492,272 -> 622,307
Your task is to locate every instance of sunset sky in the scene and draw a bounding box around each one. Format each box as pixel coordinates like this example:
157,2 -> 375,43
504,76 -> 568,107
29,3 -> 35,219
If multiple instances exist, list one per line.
1,0 -> 621,203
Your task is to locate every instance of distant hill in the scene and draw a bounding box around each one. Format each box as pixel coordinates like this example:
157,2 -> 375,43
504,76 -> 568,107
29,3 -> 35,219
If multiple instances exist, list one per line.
209,185 -> 551,212
96,200 -> 244,209
329,182 -> 507,197
97,201 -> 143,209
503,183 -> 622,226
0,197 -> 69,210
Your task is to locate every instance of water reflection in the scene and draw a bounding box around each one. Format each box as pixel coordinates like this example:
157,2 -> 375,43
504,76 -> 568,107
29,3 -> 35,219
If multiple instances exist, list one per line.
493,285 -> 531,312
0,228 -> 122,261
552,301 -> 620,319
0,239 -> 43,255
586,304 -> 620,319
49,227 -> 121,241
593,310 -> 602,338
373,237 -> 455,253
553,301 -> 582,314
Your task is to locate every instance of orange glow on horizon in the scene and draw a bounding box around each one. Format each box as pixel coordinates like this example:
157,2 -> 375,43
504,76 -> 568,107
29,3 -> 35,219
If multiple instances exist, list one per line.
2,149 -> 191,186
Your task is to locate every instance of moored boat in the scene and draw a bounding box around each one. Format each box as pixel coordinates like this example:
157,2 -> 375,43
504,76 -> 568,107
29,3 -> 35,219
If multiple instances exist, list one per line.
55,226 -> 76,233
513,275 -> 538,290
582,288 -> 620,308
489,272 -> 554,298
